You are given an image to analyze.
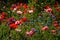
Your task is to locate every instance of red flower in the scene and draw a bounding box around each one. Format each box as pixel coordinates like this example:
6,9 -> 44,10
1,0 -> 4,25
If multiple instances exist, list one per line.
9,23 -> 18,29
1,15 -> 5,19
42,26 -> 49,31
53,21 -> 58,27
51,30 -> 56,34
22,17 -> 27,22
19,19 -> 23,25
45,8 -> 52,13
26,31 -> 31,37
29,30 -> 35,36
23,10 -> 27,14
23,4 -> 28,9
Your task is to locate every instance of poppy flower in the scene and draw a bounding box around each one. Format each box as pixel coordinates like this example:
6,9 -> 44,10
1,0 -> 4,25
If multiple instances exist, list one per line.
15,21 -> 20,25
29,30 -> 35,36
51,30 -> 56,34
26,31 -> 31,37
1,15 -> 5,19
22,17 -> 27,22
53,21 -> 58,27
19,19 -> 23,25
23,4 -> 28,9
45,8 -> 52,13
1,12 -> 6,16
42,26 -> 49,31
9,23 -> 18,29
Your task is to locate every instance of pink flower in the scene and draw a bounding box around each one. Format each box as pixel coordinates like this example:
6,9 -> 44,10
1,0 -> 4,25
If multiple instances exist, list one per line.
42,26 -> 49,31
19,19 -> 23,25
51,30 -> 56,34
17,10 -> 23,14
29,30 -> 35,36
53,21 -> 58,27
15,21 -> 20,25
45,8 -> 52,13
26,31 -> 31,37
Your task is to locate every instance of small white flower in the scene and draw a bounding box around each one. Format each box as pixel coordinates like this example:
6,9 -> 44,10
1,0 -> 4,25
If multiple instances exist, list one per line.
14,8 -> 17,11
12,8 -> 17,12
17,11 -> 23,14
28,10 -> 33,13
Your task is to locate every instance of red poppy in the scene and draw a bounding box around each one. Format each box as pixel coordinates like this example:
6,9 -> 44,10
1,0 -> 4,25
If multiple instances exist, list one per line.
53,21 -> 58,27
42,26 -> 49,31
51,30 -> 56,34
23,10 -> 27,14
1,15 -> 5,19
22,17 -> 27,22
23,4 -> 28,9
9,23 -> 18,29
29,30 -> 35,36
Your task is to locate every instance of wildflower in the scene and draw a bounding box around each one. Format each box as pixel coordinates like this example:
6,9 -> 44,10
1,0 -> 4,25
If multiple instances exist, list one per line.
51,30 -> 56,34
26,31 -> 31,37
42,26 -> 49,31
23,4 -> 28,9
22,17 -> 27,22
17,10 -> 23,15
45,8 -> 52,13
9,23 -> 18,29
29,30 -> 35,36
15,21 -> 20,25
19,19 -> 23,25
53,21 -> 58,27
28,10 -> 34,13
